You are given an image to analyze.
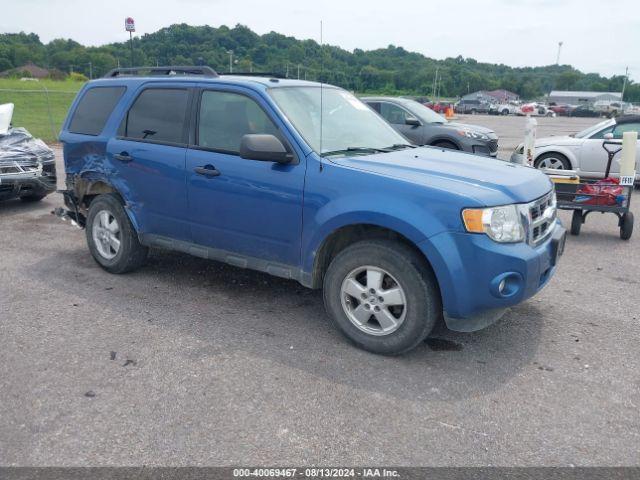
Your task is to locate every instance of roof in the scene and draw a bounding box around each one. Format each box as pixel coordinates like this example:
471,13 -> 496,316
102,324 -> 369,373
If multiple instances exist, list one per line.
549,90 -> 622,99
88,74 -> 323,91
485,89 -> 519,99
0,62 -> 50,79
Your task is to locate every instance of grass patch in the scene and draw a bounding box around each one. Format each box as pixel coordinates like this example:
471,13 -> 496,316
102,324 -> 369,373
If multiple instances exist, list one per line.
0,79 -> 84,143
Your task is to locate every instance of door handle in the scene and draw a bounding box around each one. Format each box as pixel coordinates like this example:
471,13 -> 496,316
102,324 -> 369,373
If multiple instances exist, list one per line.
114,152 -> 133,163
194,165 -> 221,177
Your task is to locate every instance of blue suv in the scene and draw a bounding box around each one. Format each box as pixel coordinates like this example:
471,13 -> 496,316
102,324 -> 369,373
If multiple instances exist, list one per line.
58,66 -> 566,355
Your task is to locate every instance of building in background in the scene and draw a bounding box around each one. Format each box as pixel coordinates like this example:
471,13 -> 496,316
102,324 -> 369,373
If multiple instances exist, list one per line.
548,90 -> 622,105
0,62 -> 50,79
485,89 -> 520,103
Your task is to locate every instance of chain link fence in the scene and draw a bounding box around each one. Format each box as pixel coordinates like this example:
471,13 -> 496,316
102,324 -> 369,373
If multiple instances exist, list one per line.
0,85 -> 79,143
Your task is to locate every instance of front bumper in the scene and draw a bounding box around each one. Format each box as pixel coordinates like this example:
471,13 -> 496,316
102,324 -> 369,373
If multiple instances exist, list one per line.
419,220 -> 566,331
0,162 -> 57,200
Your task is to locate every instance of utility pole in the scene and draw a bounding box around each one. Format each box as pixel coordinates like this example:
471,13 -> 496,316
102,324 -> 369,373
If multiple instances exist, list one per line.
621,66 -> 629,100
129,31 -> 134,67
432,67 -> 439,99
556,41 -> 563,65
286,63 -> 289,78
227,50 -> 233,73
297,64 -> 301,79
88,62 -> 93,79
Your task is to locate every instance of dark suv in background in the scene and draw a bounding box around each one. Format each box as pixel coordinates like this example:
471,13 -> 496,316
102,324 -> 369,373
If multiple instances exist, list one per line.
363,97 -> 499,157
455,98 -> 492,114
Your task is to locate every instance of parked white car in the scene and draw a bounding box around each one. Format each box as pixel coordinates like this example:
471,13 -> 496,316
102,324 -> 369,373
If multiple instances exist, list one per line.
490,102 -> 519,115
511,116 -> 640,180
516,103 -> 556,117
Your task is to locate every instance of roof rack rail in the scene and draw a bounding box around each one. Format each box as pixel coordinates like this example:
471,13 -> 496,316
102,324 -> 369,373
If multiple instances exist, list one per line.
104,66 -> 218,78
220,72 -> 287,79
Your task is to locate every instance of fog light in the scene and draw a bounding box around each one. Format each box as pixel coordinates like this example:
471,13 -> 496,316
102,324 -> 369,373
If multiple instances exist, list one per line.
490,272 -> 523,298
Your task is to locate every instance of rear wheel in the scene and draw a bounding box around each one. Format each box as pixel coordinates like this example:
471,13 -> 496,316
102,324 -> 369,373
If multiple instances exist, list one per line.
570,210 -> 582,236
323,239 -> 441,355
620,212 -> 634,240
502,109 -> 510,115
86,193 -> 148,273
534,152 -> 570,170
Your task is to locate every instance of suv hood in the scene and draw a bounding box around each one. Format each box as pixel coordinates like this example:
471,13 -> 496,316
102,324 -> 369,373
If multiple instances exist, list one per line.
331,147 -> 552,206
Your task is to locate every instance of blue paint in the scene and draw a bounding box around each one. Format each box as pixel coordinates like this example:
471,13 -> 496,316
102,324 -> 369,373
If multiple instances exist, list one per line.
60,75 -> 563,329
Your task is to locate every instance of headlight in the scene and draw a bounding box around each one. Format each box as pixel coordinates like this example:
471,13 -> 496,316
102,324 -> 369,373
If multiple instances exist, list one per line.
458,129 -> 489,140
462,204 -> 525,243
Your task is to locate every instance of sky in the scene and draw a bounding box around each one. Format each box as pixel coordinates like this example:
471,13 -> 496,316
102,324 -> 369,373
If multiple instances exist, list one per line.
2,0 -> 639,81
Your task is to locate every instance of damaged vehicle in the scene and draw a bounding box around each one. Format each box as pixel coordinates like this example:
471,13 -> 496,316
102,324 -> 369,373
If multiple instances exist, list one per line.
0,103 -> 57,202
57,66 -> 565,355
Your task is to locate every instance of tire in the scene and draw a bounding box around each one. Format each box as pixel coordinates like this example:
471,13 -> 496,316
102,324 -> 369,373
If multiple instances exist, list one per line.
502,109 -> 510,116
470,108 -> 477,115
86,193 -> 148,273
20,193 -> 47,202
620,212 -> 634,240
432,140 -> 459,151
322,239 -> 441,355
570,210 -> 582,236
534,152 -> 570,170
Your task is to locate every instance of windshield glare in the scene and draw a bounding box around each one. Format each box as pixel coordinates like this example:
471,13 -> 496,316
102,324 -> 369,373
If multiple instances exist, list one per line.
575,119 -> 612,138
269,86 -> 407,155
398,99 -> 447,124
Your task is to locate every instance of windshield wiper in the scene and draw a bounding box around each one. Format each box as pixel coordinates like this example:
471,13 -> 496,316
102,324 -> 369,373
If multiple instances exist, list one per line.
383,143 -> 416,151
321,147 -> 389,157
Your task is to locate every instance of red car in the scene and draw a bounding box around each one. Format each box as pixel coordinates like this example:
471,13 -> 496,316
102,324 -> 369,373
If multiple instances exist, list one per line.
425,101 -> 452,114
549,104 -> 574,116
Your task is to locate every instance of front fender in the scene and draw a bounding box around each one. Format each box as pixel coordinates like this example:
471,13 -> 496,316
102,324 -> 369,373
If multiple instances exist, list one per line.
301,193 -> 449,276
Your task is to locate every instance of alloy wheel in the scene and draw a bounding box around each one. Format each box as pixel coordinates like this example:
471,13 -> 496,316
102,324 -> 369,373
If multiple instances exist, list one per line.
340,266 -> 407,336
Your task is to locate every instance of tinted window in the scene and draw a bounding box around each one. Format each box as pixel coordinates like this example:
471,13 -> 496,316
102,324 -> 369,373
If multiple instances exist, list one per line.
366,102 -> 381,113
198,91 -> 279,153
121,89 -> 189,144
379,102 -> 411,125
589,125 -> 614,139
612,122 -> 640,139
69,86 -> 125,135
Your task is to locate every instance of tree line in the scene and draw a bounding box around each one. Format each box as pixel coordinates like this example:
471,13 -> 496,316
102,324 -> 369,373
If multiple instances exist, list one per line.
1,24 -> 637,102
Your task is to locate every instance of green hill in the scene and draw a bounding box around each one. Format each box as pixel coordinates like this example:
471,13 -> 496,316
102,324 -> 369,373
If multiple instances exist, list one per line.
0,24 -> 636,101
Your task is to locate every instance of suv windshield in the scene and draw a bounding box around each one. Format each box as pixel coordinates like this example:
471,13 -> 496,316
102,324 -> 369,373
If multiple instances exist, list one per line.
269,86 -> 407,155
574,119 -> 612,138
396,98 -> 446,124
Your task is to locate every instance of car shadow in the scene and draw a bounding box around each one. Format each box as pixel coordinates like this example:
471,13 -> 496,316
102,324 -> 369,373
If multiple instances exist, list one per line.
29,246 -> 544,402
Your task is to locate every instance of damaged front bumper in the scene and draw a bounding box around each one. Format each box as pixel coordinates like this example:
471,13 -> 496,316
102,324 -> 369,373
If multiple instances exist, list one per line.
0,159 -> 57,201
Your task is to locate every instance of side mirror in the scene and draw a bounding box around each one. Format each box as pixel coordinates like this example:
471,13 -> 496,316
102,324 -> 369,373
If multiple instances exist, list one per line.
603,132 -> 614,140
405,116 -> 421,127
240,134 -> 293,164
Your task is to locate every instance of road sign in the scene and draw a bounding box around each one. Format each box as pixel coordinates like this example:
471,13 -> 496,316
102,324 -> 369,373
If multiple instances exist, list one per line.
125,17 -> 135,32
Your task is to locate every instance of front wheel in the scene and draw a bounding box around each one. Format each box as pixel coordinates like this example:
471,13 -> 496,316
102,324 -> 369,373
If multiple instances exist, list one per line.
620,212 -> 634,240
534,152 -> 570,170
323,239 -> 441,355
570,210 -> 582,236
86,193 -> 148,273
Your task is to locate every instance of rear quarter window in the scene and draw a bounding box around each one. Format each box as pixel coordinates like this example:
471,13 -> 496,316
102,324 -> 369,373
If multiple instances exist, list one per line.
68,86 -> 126,136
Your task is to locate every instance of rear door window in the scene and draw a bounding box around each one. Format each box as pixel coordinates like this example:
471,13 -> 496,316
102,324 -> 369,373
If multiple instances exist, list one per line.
68,86 -> 126,135
120,88 -> 190,144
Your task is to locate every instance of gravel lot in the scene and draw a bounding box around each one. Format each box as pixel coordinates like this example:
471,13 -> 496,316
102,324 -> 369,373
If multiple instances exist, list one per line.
1,115 -> 639,466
